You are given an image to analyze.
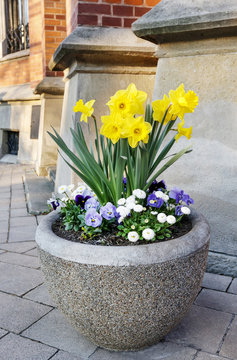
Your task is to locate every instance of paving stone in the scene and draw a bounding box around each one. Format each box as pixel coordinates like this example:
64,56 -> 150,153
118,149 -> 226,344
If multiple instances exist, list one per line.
50,350 -> 84,360
0,192 -> 10,199
0,233 -> 7,243
220,316 -> 237,359
0,211 -> 9,221
0,187 -> 10,194
166,305 -> 232,353
0,329 -> 7,338
0,250 -> 5,254
9,226 -> 36,242
0,241 -> 36,253
195,352 -> 229,359
11,201 -> 27,209
0,221 -> 9,233
0,292 -> 52,333
24,284 -> 55,307
11,208 -> 29,217
10,216 -> 37,228
0,333 -> 57,360
228,278 -> 237,294
195,289 -> 237,314
22,309 -> 97,357
24,247 -> 38,257
90,342 -> 197,360
0,252 -> 40,269
0,262 -> 43,295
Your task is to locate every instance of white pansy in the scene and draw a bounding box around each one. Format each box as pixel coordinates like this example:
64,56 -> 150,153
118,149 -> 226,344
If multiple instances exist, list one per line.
118,216 -> 125,224
166,215 -> 176,225
131,225 -> 135,230
126,201 -> 135,210
155,191 -> 164,198
151,211 -> 158,215
133,204 -> 143,213
157,213 -> 167,223
133,189 -> 146,199
116,206 -> 130,218
142,228 -> 155,240
144,219 -> 149,223
117,198 -> 126,206
61,196 -> 69,202
128,231 -> 139,242
126,195 -> 135,203
181,206 -> 191,215
76,184 -> 86,193
162,194 -> 169,201
68,184 -> 75,191
58,185 -> 68,194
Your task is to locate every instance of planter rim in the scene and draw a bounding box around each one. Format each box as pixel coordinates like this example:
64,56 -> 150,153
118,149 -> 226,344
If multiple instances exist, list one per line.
35,209 -> 210,266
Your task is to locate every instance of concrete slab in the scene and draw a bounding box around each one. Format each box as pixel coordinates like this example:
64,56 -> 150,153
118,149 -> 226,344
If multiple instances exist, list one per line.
0,211 -> 9,221
220,316 -> 237,359
0,221 -> 9,233
22,309 -> 97,357
228,278 -> 237,294
195,352 -> 229,360
24,169 -> 53,215
11,208 -> 29,217
0,333 -> 57,360
10,216 -> 37,228
0,233 -> 7,243
0,154 -> 17,164
0,292 -> 52,333
11,201 -> 27,209
195,289 -> 237,314
90,342 -> 197,360
50,351 -> 83,360
23,284 -> 55,307
24,247 -> 38,257
0,252 -> 40,269
201,272 -> 232,292
9,226 -> 36,242
0,329 -> 7,338
166,305 -> 232,353
0,241 -> 36,253
0,262 -> 43,295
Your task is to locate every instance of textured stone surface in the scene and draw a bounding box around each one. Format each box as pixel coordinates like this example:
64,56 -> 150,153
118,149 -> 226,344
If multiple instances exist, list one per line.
220,316 -> 237,359
0,262 -> 43,295
23,284 -> 55,306
166,305 -> 232,353
228,278 -> 237,294
0,333 -> 57,360
39,242 -> 208,351
90,342 -> 197,360
132,0 -> 237,43
22,309 -> 97,357
202,272 -> 232,292
0,292 -> 51,333
207,251 -> 237,278
195,289 -> 237,314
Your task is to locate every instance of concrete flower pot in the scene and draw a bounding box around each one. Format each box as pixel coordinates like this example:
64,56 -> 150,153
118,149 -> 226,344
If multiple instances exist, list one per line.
36,210 -> 210,351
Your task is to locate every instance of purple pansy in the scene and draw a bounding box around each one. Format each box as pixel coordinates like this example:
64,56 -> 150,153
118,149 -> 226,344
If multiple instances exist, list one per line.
147,193 -> 164,208
75,194 -> 91,208
51,200 -> 59,210
84,198 -> 99,211
175,205 -> 183,216
148,180 -> 167,193
100,202 -> 117,220
169,187 -> 194,205
85,209 -> 102,228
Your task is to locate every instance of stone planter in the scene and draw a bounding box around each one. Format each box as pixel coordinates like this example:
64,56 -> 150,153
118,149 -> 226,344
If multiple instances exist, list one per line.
36,210 -> 210,351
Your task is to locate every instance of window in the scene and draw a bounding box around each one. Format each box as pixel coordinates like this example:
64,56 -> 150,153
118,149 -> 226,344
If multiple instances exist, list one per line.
4,0 -> 29,54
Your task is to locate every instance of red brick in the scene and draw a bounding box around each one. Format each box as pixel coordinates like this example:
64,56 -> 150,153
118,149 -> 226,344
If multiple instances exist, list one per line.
103,0 -> 121,3
145,0 -> 161,5
125,0 -> 143,5
77,14 -> 98,25
78,3 -> 111,15
113,5 -> 133,16
135,6 -> 150,16
124,17 -> 137,27
55,14 -> 66,19
45,14 -> 54,19
56,25 -> 66,31
102,16 -> 122,27
45,25 -> 54,30
81,0 -> 99,2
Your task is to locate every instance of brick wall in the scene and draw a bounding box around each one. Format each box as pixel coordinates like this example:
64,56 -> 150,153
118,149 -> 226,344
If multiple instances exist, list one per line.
76,0 -> 161,28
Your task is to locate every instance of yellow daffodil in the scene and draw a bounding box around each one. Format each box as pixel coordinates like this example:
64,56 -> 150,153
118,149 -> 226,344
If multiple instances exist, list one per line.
100,113 -> 125,144
152,94 -> 175,124
175,120 -> 192,141
106,83 -> 147,117
122,116 -> 152,148
73,99 -> 95,123
169,84 -> 198,120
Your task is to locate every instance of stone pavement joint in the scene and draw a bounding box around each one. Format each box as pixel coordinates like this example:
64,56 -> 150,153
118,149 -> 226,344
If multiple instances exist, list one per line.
0,164 -> 236,359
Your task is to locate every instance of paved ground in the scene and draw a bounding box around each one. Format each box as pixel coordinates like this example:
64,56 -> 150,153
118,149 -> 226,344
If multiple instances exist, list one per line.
0,163 -> 236,360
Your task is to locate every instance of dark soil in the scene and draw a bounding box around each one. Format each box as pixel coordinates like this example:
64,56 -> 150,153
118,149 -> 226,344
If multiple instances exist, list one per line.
52,216 -> 192,246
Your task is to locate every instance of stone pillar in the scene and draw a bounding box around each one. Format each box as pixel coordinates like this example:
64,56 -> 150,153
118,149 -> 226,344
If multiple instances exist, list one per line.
49,26 -> 157,189
34,78 -> 64,176
132,0 -> 237,276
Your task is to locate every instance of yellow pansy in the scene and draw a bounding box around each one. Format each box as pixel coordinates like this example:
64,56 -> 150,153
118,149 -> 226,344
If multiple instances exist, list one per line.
175,120 -> 192,142
122,116 -> 152,148
169,84 -> 198,120
152,94 -> 174,124
100,113 -> 125,144
73,99 -> 95,123
106,83 -> 147,117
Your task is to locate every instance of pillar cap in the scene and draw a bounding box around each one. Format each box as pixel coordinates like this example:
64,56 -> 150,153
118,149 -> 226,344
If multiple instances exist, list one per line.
132,0 -> 237,44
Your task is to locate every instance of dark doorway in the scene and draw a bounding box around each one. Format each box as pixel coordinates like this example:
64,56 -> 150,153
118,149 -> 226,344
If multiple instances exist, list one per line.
7,131 -> 19,155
